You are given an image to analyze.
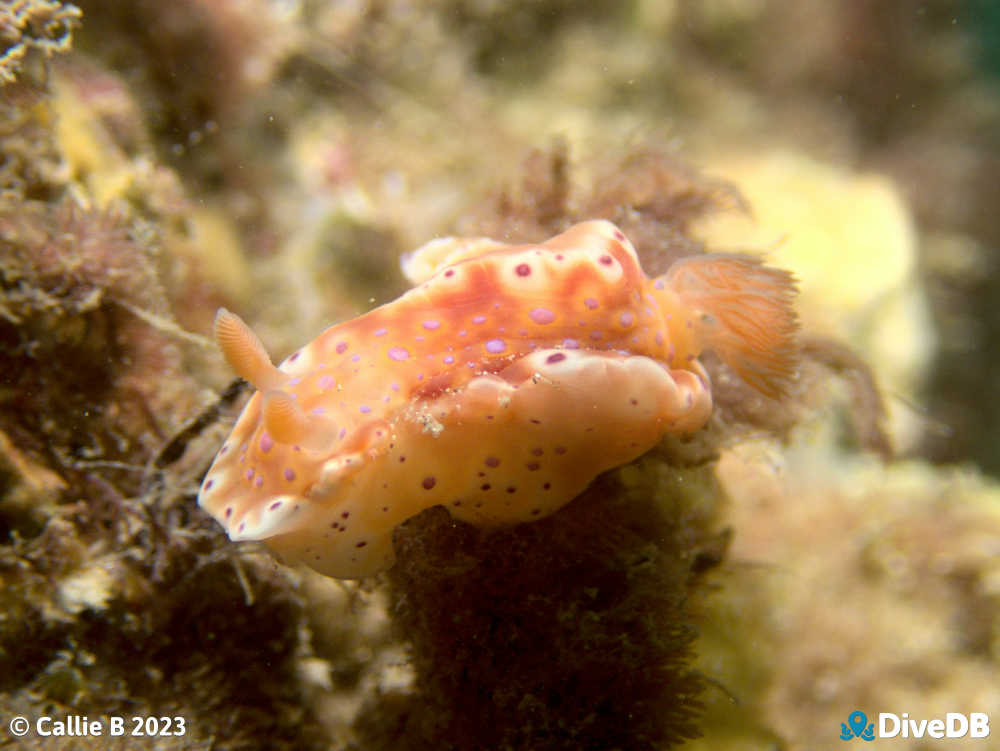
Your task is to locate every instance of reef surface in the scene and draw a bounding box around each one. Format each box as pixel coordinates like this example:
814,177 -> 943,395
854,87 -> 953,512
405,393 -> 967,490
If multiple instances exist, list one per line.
2,2 -> 998,749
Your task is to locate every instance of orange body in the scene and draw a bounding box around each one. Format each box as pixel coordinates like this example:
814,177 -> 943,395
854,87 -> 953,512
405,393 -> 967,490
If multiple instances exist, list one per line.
198,220 -> 797,578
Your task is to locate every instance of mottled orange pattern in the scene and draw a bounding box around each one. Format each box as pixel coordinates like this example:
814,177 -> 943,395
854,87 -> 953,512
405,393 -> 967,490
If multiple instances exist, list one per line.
198,221 -> 797,578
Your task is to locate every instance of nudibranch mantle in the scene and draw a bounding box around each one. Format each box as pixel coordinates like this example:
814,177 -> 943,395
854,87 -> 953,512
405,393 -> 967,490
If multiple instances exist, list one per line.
198,220 -> 797,578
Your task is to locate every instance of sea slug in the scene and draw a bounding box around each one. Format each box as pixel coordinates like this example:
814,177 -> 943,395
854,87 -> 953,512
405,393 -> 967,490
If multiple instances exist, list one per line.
198,220 -> 797,578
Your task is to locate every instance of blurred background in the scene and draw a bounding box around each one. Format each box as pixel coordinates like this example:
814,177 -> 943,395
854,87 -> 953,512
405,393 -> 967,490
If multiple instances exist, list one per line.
2,1 -> 999,749
48,0 -> 1000,473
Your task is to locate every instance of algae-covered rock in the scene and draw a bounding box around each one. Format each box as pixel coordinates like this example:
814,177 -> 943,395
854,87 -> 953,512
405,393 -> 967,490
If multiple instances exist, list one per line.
691,441 -> 1000,750
364,464 -> 724,751
0,11 -> 334,749
2,2 -> 998,750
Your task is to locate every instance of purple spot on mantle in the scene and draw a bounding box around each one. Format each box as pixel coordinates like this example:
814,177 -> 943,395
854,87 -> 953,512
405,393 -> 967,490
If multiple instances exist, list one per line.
245,468 -> 254,481
204,478 -> 214,491
288,377 -> 301,386
388,347 -> 410,361
422,320 -> 441,330
620,312 -> 634,327
269,500 -> 283,512
374,327 -> 388,337
515,263 -> 531,277
562,338 -> 580,349
289,351 -> 300,362
318,375 -> 335,390
260,433 -> 274,453
443,354 -> 455,364
599,255 -> 614,266
529,307 -> 556,325
472,315 -> 486,325
589,330 -> 603,340
284,467 -> 296,482
584,297 -> 599,310
546,353 -> 566,364
351,354 -> 361,362
336,341 -> 348,354
485,338 -> 506,354
360,404 -> 371,414
444,269 -> 455,278
654,278 -> 666,290
255,477 -> 263,487
422,476 -> 436,490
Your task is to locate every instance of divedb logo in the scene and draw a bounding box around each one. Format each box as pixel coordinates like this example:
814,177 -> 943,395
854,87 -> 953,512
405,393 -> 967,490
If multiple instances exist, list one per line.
841,710 -> 991,741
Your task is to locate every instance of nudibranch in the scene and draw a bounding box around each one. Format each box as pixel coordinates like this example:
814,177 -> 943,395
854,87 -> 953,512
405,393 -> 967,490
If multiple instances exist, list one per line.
198,220 -> 797,578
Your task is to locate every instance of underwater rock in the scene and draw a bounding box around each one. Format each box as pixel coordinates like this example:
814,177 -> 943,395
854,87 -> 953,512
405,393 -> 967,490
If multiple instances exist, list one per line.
360,464 -> 726,751
701,443 -> 1000,749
